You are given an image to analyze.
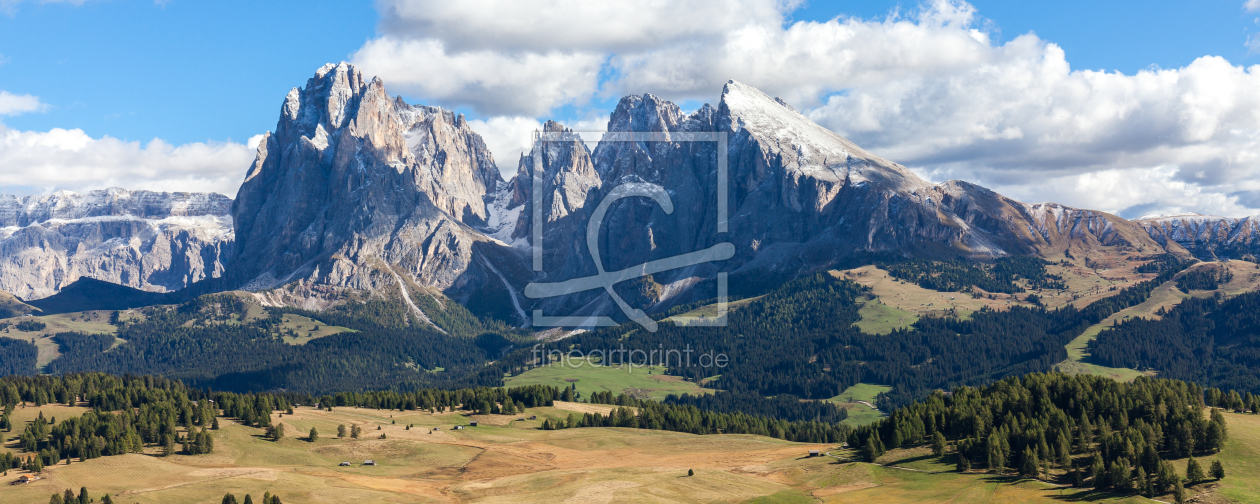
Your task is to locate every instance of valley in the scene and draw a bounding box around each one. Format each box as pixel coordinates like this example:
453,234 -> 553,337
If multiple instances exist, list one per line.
4,374 -> 1256,504
3,60 -> 1260,504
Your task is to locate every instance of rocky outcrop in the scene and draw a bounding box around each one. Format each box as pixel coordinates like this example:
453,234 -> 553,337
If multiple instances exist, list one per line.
227,63 -> 516,312
1139,214 -> 1260,260
508,80 -> 1171,316
0,188 -> 233,300
4,65 -> 1194,325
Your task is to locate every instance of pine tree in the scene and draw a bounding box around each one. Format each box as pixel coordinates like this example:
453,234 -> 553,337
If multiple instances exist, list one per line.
931,431 -> 947,456
50,494 -> 63,504
211,417 -> 219,430
1136,467 -> 1150,496
1156,460 -> 1177,494
63,489 -> 76,504
1210,459 -> 1225,480
988,435 -> 1005,473
102,495 -> 113,504
1056,433 -> 1072,469
957,455 -> 971,472
1091,453 -> 1106,489
1185,456 -> 1204,484
222,493 -> 238,504
865,437 -> 880,463
687,469 -> 694,476
1109,461 -> 1130,491
351,424 -> 361,439
1173,478 -> 1185,504
78,486 -> 89,504
338,424 -> 347,438
243,495 -> 254,504
308,427 -> 319,442
1020,447 -> 1039,478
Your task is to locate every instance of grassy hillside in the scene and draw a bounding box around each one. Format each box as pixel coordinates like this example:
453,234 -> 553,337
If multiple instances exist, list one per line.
504,359 -> 709,401
826,383 -> 891,426
0,310 -> 117,370
9,400 -> 1255,503
1055,259 -> 1260,383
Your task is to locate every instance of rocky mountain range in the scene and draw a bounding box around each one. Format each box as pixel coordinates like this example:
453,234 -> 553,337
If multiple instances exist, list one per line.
1139,213 -> 1260,260
0,188 -> 232,300
8,62 -> 1258,326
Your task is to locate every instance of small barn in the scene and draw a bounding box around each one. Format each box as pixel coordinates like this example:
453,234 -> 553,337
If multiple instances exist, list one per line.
339,462 -> 351,466
808,450 -> 821,457
469,421 -> 478,427
363,460 -> 377,466
453,425 -> 464,430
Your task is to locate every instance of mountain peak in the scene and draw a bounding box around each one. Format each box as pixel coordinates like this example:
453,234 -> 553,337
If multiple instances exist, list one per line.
719,80 -> 927,191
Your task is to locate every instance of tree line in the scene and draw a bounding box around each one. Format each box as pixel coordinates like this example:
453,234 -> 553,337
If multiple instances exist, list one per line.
849,372 -> 1229,498
1089,289 -> 1260,394
492,262 -> 1188,410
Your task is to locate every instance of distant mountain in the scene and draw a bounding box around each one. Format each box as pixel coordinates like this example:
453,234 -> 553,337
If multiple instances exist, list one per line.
1139,213 -> 1260,260
0,188 -> 233,300
206,63 -> 1187,323
0,63 -> 1198,324
506,80 -> 1175,316
226,63 -> 517,317
23,277 -> 180,315
0,290 -> 36,318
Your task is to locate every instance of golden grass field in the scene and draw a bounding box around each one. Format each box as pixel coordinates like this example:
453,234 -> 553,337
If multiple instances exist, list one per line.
504,359 -> 710,402
10,399 -> 1253,503
0,310 -> 118,369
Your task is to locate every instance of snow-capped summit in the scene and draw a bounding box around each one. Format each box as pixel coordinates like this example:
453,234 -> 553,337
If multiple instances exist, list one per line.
0,188 -> 234,300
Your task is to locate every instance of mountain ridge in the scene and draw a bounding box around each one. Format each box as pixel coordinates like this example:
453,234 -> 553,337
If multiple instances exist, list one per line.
0,188 -> 233,300
0,63 -> 1220,322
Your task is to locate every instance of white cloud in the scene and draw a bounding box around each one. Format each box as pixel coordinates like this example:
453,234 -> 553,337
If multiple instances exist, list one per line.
0,91 -> 43,116
466,115 -> 611,178
0,125 -> 256,197
355,0 -> 795,116
353,38 -> 605,116
375,0 -> 792,53
466,116 -> 542,177
350,0 -> 1260,217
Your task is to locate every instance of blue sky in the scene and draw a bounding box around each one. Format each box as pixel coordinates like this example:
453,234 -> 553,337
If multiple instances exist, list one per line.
0,0 -> 377,145
2,0 -> 1257,145
3,0 -> 1260,219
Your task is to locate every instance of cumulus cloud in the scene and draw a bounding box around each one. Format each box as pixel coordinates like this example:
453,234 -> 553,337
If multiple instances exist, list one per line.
466,115 -> 611,178
354,38 -> 605,116
0,125 -> 256,197
354,0 -> 796,116
466,116 -> 543,177
357,0 -> 1260,218
375,0 -> 792,53
0,91 -> 43,116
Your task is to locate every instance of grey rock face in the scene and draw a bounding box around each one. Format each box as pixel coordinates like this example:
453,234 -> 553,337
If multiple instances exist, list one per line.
1139,214 -> 1260,260
516,80 -> 1170,316
0,188 -> 233,300
2,66 -> 1187,322
228,63 -> 514,311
